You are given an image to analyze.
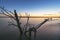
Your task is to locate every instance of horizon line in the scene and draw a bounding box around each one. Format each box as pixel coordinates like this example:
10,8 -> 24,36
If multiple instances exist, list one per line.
0,16 -> 60,18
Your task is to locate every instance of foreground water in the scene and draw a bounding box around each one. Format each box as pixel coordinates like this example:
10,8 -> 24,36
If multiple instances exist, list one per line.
0,18 -> 60,40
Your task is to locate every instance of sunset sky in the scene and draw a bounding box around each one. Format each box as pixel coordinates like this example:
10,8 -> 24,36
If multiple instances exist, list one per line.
0,0 -> 60,16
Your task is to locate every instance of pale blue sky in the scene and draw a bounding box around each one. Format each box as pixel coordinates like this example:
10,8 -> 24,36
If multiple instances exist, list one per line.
0,0 -> 60,15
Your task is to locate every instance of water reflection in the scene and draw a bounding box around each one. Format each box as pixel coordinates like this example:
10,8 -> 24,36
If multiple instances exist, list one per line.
0,18 -> 60,40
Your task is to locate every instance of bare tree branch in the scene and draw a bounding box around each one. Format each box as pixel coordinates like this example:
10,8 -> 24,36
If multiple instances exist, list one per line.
8,22 -> 17,26
0,7 -> 14,18
35,19 -> 48,30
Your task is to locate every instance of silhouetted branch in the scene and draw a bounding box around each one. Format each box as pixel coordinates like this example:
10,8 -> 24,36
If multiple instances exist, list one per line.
24,19 -> 48,40
8,22 -> 17,26
25,12 -> 30,25
1,10 -> 16,23
0,7 -> 14,18
35,19 -> 48,29
14,10 -> 23,40
8,10 -> 14,15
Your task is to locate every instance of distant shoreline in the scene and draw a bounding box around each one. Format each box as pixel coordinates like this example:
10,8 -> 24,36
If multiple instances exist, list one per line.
0,16 -> 60,18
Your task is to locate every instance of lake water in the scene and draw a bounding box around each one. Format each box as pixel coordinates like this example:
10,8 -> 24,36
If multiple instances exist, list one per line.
0,18 -> 60,40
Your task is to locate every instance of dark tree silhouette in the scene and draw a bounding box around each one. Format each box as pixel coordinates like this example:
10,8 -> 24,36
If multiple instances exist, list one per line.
0,7 -> 23,40
14,10 -> 23,40
24,19 -> 48,40
0,6 -> 48,40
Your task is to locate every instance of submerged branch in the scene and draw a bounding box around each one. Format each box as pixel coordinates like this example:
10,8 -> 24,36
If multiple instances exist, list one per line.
35,19 -> 48,30
8,22 -> 17,26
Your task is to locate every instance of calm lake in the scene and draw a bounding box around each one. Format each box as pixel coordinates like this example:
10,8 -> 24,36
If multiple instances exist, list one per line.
0,18 -> 60,40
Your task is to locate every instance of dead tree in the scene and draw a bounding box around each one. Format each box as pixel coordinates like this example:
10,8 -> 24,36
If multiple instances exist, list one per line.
14,10 -> 23,40
24,13 -> 32,40
24,19 -> 48,40
0,6 -> 49,40
33,19 -> 48,40
0,7 -> 23,40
